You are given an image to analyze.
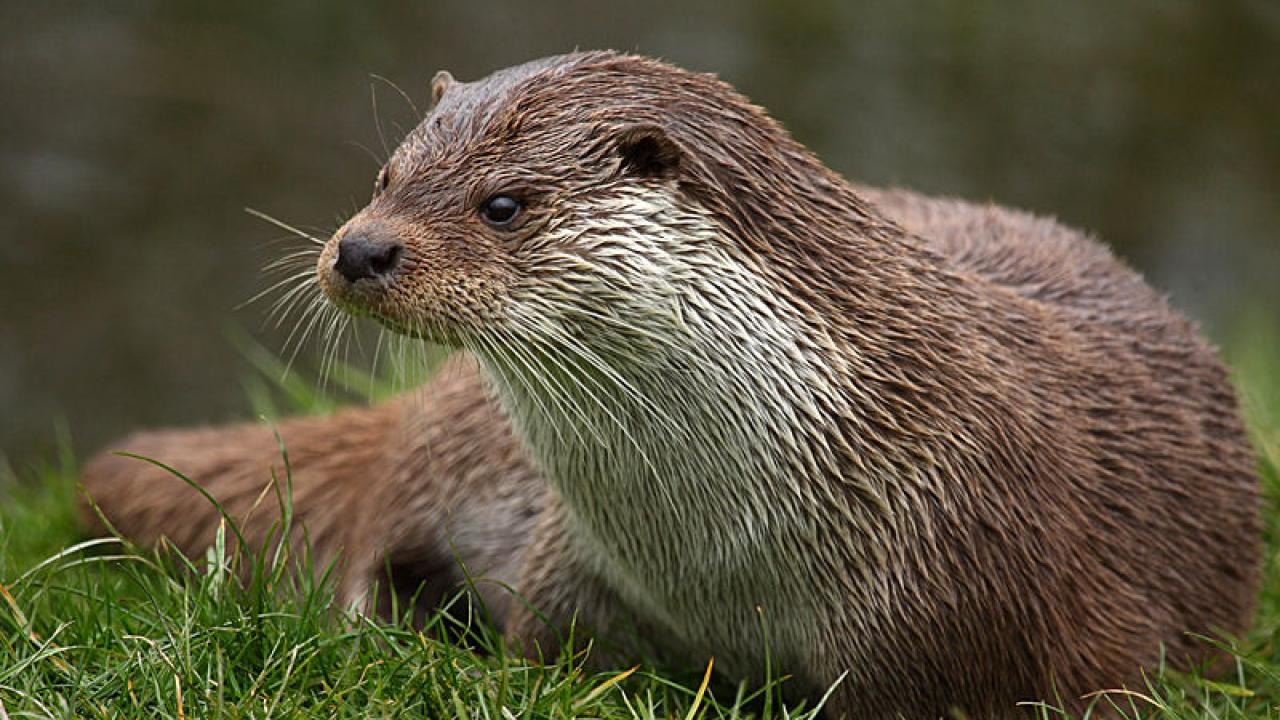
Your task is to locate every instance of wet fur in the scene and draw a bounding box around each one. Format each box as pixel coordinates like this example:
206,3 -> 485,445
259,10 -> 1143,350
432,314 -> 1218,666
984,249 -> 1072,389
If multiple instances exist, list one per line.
82,53 -> 1260,718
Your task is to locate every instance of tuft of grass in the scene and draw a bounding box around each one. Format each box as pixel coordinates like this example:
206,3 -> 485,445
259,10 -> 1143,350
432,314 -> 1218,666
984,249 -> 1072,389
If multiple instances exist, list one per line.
1,325 -> 1277,718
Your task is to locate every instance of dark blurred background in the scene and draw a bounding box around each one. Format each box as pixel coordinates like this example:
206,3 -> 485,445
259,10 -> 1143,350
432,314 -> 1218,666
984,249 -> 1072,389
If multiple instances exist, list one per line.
1,1 -> 1277,468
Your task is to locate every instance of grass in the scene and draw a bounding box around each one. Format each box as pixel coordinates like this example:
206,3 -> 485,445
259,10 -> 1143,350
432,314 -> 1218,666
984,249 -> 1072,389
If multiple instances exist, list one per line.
0,451 -> 800,718
1,322 -> 1277,718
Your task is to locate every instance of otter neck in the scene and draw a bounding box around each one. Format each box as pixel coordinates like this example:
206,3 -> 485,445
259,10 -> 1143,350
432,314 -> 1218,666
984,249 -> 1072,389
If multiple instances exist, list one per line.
469,189 -> 903,621
477,311 -> 845,627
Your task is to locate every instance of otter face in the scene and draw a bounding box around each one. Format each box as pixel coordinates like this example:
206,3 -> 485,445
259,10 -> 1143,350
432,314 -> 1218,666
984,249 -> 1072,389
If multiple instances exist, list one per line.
317,55 -> 704,355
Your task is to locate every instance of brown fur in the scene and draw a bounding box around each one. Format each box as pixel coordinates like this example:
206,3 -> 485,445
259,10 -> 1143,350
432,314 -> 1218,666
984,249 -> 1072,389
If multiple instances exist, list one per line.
81,53 -> 1260,718
81,357 -> 545,624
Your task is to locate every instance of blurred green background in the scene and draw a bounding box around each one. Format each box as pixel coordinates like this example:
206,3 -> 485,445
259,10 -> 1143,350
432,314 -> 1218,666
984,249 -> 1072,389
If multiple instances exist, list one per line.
1,1 -> 1276,466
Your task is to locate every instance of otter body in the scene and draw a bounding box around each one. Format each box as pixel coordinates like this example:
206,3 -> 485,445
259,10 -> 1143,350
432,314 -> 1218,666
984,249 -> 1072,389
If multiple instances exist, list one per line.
83,53 -> 1260,718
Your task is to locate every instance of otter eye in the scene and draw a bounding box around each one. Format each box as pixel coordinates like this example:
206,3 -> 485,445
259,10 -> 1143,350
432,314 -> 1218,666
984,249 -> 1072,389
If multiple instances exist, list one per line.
480,195 -> 521,226
375,167 -> 390,195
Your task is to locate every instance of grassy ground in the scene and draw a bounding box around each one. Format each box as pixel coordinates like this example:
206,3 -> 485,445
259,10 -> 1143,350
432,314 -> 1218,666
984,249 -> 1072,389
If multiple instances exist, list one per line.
1,322 -> 1277,718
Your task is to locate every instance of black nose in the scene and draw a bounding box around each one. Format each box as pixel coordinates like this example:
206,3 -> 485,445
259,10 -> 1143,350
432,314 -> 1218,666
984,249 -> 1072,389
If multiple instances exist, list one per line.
334,232 -> 403,283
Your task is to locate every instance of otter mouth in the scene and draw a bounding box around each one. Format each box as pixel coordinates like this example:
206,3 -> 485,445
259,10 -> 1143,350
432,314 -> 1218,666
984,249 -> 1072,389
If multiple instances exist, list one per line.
366,313 -> 441,343
322,289 -> 445,342
324,287 -> 461,347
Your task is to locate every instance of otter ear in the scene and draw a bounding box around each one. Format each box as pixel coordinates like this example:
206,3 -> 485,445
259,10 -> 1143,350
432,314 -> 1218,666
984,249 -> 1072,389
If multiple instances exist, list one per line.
615,123 -> 682,180
431,70 -> 455,105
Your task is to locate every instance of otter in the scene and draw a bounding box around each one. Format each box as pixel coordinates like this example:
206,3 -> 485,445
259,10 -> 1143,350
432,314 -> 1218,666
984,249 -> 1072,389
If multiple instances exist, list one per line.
82,52 -> 1260,718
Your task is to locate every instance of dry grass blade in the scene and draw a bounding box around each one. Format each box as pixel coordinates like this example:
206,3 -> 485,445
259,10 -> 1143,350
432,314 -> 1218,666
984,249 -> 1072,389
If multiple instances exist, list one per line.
684,657 -> 714,720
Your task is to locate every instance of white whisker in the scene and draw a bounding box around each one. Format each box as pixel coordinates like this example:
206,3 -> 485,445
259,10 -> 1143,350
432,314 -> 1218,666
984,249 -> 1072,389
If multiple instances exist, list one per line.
244,208 -> 324,246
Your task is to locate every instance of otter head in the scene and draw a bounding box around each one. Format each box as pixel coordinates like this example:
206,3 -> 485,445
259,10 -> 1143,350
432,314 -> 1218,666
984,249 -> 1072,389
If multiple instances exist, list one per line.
317,53 -> 723,358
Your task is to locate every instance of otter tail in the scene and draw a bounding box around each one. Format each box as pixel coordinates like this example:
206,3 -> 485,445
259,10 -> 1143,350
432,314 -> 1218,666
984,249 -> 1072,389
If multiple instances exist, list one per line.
77,404 -> 404,600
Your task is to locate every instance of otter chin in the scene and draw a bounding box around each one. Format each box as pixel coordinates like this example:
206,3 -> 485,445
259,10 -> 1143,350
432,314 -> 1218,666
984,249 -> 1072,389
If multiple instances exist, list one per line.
314,50 -> 1259,717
